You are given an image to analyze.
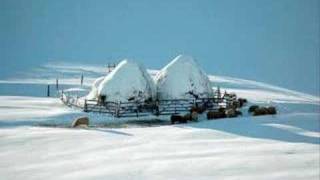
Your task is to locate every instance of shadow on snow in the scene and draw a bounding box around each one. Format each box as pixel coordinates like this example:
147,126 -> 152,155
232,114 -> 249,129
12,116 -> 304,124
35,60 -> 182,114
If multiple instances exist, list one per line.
183,113 -> 320,145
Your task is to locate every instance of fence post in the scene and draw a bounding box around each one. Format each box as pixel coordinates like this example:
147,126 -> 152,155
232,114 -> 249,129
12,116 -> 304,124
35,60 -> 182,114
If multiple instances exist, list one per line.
136,102 -> 139,118
47,85 -> 50,97
174,100 -> 177,114
155,100 -> 160,116
56,78 -> 59,90
99,102 -> 102,113
84,99 -> 88,112
61,89 -> 64,100
193,99 -> 196,107
80,74 -> 84,86
115,101 -> 120,117
225,95 -> 230,109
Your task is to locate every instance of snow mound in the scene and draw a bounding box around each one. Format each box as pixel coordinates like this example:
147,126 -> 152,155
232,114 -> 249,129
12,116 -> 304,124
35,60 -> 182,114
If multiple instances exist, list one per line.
86,76 -> 105,100
88,60 -> 156,102
155,55 -> 213,99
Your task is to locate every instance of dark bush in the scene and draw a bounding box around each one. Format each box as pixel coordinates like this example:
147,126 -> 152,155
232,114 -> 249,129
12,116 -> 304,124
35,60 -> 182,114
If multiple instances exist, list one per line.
191,106 -> 206,114
218,107 -> 226,113
251,106 -> 277,116
252,107 -> 268,116
184,112 -> 198,121
183,113 -> 192,121
207,111 -> 226,120
171,115 -> 187,124
235,110 -> 242,116
266,106 -> 277,115
248,105 -> 259,113
238,98 -> 248,107
225,108 -> 237,118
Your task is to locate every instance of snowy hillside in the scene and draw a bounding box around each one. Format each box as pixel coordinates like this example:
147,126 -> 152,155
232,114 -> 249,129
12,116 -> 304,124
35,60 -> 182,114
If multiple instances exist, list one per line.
0,63 -> 319,180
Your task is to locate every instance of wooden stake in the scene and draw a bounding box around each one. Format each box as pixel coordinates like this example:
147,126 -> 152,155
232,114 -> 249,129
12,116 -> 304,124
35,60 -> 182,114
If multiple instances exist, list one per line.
56,78 -> 59,90
84,99 -> 87,112
81,74 -> 84,86
47,85 -> 50,97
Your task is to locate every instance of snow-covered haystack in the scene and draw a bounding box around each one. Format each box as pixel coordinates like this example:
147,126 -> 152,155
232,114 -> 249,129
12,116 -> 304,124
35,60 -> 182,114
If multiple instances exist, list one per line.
87,60 -> 156,102
155,55 -> 213,99
86,76 -> 105,100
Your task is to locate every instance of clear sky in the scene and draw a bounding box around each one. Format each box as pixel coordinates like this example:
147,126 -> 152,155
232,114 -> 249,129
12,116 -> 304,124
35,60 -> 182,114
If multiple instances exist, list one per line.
0,0 -> 319,96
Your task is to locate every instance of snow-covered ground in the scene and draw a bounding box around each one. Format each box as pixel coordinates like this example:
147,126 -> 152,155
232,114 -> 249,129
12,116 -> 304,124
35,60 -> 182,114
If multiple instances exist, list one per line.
1,115 -> 319,180
0,63 -> 319,179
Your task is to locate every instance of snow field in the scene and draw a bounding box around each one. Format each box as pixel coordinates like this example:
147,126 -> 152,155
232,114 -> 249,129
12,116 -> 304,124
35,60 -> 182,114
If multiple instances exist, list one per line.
0,116 -> 319,180
0,61 -> 319,179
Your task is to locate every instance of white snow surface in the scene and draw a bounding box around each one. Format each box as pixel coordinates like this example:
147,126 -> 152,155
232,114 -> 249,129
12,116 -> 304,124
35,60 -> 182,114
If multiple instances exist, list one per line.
92,60 -> 156,102
0,96 -> 73,121
208,75 -> 320,105
0,114 -> 319,180
0,63 -> 319,180
155,55 -> 213,99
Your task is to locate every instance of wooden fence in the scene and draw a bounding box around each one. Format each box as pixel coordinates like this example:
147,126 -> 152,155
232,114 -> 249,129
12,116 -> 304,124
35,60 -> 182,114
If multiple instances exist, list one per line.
60,91 -> 238,117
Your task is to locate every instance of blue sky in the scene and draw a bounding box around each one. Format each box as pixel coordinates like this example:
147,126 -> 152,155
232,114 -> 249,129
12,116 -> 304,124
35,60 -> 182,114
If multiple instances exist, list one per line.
0,0 -> 319,96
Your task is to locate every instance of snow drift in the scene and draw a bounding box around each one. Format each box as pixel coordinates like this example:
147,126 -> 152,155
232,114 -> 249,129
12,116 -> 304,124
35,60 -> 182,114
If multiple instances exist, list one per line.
155,55 -> 213,99
87,60 -> 156,102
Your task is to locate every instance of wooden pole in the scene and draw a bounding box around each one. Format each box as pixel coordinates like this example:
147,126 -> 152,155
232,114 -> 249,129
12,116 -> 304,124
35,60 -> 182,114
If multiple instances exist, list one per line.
108,63 -> 111,73
136,102 -> 140,118
61,89 -> 64,100
47,84 -> 50,97
80,74 -> 84,86
84,99 -> 87,112
56,78 -> 59,90
116,102 -> 120,117
217,86 -> 221,100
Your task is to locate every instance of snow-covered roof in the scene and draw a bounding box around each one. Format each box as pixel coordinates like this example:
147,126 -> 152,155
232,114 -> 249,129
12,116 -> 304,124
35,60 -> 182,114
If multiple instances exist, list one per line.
155,55 -> 213,99
87,60 -> 156,102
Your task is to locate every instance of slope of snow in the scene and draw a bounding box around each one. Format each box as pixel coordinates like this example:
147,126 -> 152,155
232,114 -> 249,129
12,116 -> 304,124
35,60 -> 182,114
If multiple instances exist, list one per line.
155,55 -> 212,99
93,60 -> 156,102
1,63 -> 318,104
208,75 -> 320,105
0,113 -> 319,180
0,62 -> 319,180
0,96 -> 74,122
0,96 -> 164,127
224,88 -> 319,105
0,77 -> 97,87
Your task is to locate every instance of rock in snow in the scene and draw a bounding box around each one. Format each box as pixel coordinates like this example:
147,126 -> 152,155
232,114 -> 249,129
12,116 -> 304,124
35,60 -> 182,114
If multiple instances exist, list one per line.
155,55 -> 213,99
87,60 -> 156,102
71,116 -> 89,128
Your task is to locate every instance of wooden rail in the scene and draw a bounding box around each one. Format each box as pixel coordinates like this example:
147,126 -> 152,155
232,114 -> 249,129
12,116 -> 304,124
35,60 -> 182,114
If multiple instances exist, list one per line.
60,91 -> 237,118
